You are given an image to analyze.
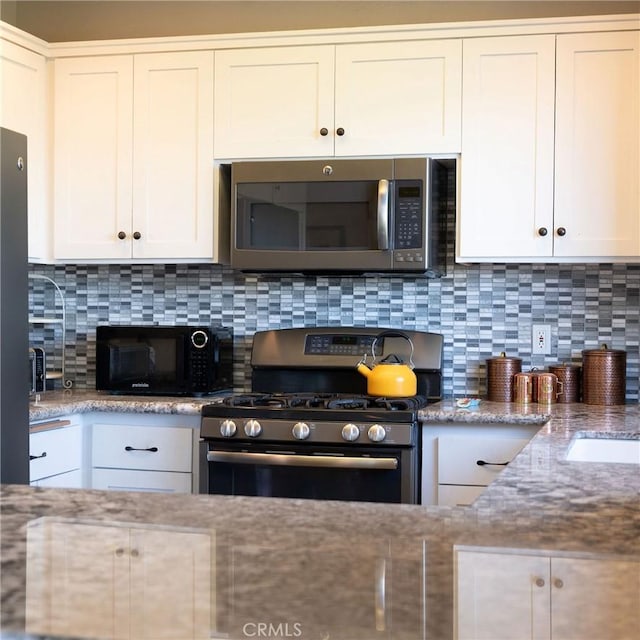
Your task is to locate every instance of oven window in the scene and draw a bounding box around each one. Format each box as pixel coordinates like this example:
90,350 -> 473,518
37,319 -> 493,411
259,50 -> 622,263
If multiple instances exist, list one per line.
236,182 -> 379,251
207,444 -> 413,503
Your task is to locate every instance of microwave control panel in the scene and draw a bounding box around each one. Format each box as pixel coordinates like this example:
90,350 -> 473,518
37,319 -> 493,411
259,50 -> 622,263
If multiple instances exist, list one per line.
394,180 -> 424,261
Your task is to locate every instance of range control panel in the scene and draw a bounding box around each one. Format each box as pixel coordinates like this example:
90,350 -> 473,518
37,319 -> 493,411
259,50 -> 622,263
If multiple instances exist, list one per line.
304,334 -> 379,356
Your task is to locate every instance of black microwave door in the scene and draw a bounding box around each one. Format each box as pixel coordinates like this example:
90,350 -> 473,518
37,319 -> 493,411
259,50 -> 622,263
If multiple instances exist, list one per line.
233,181 -> 394,271
96,331 -> 187,393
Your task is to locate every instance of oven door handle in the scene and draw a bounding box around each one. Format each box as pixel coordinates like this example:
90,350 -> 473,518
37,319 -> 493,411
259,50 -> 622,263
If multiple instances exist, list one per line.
207,450 -> 398,470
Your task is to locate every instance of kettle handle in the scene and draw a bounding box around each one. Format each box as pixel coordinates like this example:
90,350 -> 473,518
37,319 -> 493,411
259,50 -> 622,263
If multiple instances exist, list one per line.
371,331 -> 415,369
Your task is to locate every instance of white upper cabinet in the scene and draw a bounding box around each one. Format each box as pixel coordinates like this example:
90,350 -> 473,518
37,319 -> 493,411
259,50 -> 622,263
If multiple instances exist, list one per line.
333,40 -> 462,156
213,40 -> 462,159
54,55 -> 134,261
54,51 -> 217,262
0,38 -> 50,262
458,35 -> 556,260
458,30 -> 640,262
554,31 -> 640,258
214,45 -> 335,159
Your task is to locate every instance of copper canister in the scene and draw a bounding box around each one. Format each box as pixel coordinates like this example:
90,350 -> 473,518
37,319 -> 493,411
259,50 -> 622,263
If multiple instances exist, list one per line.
513,372 -> 535,403
549,363 -> 581,403
582,345 -> 626,405
536,372 -> 563,404
486,352 -> 522,402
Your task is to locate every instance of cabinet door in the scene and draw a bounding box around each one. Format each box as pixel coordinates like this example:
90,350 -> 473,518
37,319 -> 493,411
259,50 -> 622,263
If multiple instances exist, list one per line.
132,52 -> 214,260
213,45 -> 335,159
458,35 -> 555,260
47,522 -> 131,639
129,527 -> 211,639
54,56 -> 134,260
29,423 -> 82,484
455,550 -> 551,640
551,557 -> 640,640
335,40 -> 462,156
0,39 -> 49,262
554,31 -> 640,258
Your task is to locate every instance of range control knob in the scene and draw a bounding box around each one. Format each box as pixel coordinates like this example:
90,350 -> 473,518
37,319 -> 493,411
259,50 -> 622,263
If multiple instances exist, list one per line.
220,420 -> 237,438
292,422 -> 310,440
368,424 -> 387,443
342,423 -> 360,442
244,419 -> 262,438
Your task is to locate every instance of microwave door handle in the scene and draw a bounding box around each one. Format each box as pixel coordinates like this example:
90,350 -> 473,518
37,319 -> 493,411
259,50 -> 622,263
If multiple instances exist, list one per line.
377,179 -> 390,251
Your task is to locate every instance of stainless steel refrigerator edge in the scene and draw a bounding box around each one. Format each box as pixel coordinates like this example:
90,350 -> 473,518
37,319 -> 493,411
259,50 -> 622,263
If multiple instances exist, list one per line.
0,128 -> 29,484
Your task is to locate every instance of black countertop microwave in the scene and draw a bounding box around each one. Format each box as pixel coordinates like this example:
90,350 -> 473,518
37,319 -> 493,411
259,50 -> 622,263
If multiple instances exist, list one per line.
229,157 -> 454,275
96,325 -> 233,396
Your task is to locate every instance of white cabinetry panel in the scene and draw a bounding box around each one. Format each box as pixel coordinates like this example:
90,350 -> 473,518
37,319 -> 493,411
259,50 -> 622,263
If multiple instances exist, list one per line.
554,31 -> 640,258
458,35 -> 556,260
54,55 -> 134,260
132,52 -> 214,259
0,39 -> 50,261
29,422 -> 82,486
214,45 -> 335,159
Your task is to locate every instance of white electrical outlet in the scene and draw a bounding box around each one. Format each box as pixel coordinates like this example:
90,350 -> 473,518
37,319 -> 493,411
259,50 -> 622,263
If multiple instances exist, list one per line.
532,324 -> 551,355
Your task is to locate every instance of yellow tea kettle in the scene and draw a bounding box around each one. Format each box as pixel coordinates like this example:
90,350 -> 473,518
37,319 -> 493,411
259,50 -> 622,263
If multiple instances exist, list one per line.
356,331 -> 417,397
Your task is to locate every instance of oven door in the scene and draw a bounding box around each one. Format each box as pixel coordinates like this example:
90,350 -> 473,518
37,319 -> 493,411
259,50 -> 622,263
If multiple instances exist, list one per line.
201,441 -> 418,504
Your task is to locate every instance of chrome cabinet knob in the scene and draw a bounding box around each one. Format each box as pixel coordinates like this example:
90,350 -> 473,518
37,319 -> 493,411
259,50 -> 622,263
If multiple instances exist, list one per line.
368,424 -> 386,442
220,419 -> 237,437
336,127 -> 345,136
342,423 -> 360,442
319,127 -> 329,136
133,231 -> 142,240
553,578 -> 564,589
118,231 -> 126,240
556,227 -> 567,237
244,419 -> 262,437
537,227 -> 548,236
535,578 -> 545,588
292,422 -> 310,440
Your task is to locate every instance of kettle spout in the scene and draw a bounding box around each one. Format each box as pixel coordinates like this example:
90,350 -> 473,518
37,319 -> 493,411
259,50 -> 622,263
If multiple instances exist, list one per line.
356,362 -> 372,379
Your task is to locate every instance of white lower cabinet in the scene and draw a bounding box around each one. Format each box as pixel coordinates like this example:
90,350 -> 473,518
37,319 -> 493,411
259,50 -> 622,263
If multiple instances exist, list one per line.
26,518 -> 212,640
90,416 -> 198,493
29,418 -> 84,488
455,548 -> 640,640
421,423 -> 540,505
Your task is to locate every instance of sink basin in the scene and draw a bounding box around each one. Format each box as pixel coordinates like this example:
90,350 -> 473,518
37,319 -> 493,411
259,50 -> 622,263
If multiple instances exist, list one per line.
565,436 -> 640,464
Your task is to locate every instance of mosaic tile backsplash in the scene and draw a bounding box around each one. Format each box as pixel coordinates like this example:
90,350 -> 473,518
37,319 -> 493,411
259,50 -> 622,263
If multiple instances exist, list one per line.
28,261 -> 640,402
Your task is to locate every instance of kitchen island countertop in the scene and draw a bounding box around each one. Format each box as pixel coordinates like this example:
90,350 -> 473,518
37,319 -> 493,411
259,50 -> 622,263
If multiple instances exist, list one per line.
4,394 -> 638,639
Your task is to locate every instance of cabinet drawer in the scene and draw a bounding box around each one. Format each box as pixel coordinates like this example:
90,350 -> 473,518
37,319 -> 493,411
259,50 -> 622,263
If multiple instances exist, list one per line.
438,484 -> 485,507
29,424 -> 81,482
92,424 -> 192,472
438,435 -> 530,486
92,468 -> 192,493
31,469 -> 82,488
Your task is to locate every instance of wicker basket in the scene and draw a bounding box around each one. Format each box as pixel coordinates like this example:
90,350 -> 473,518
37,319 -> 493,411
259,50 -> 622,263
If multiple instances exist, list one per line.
582,345 -> 626,405
548,363 -> 582,403
486,352 -> 522,402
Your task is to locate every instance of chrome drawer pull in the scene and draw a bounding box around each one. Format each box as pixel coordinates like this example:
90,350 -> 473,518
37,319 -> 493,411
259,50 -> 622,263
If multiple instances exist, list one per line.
29,451 -> 47,461
124,446 -> 159,453
476,459 -> 509,467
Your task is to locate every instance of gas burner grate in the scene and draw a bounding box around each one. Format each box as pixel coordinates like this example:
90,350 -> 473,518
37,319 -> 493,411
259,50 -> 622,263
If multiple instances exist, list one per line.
219,392 -> 428,412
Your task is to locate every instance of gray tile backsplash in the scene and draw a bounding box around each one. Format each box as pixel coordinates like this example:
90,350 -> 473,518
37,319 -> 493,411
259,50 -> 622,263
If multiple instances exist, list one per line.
28,262 -> 640,401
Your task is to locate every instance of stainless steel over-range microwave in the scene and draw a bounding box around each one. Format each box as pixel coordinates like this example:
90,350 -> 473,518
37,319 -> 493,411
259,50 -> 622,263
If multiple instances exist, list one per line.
227,157 -> 454,275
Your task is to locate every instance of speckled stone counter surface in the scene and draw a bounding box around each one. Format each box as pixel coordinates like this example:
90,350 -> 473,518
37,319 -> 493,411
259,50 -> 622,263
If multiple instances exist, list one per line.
28,389 -> 217,422
3,396 -> 637,639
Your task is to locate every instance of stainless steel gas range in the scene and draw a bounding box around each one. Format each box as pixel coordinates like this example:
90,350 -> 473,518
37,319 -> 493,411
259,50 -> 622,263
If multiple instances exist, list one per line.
200,327 -> 443,504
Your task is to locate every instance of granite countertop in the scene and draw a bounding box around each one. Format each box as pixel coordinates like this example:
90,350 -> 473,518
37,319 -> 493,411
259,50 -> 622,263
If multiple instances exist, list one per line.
4,394 -> 638,639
